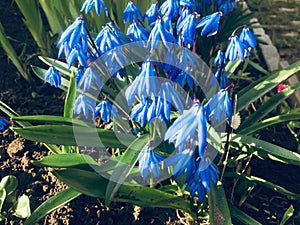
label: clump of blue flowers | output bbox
[43,0,257,202]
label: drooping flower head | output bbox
[159,0,179,21]
[138,143,165,179]
[94,99,118,123]
[225,35,249,62]
[130,97,151,126]
[80,0,108,16]
[78,66,103,91]
[177,9,198,48]
[196,11,222,37]
[127,21,150,42]
[74,94,96,119]
[123,1,143,24]
[239,26,257,49]
[144,2,159,26]
[57,16,88,59]
[44,66,61,88]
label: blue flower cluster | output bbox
[43,0,257,202]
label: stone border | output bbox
[242,1,300,106]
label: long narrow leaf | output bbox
[24,187,81,225]
[105,136,148,205]
[231,134,300,166]
[238,82,300,131]
[229,204,262,225]
[239,112,300,135]
[13,125,135,148]
[225,172,300,201]
[237,60,300,112]
[208,182,232,225]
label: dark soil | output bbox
[0,1,300,225]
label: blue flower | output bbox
[125,60,159,106]
[164,147,194,178]
[74,94,96,119]
[75,68,84,86]
[44,66,61,88]
[157,82,186,119]
[127,21,150,42]
[144,2,159,25]
[130,98,151,126]
[123,1,143,24]
[225,35,249,62]
[78,66,103,91]
[66,44,88,68]
[177,10,197,48]
[213,50,226,66]
[214,67,228,89]
[0,118,9,131]
[159,0,179,20]
[169,71,199,91]
[95,25,123,54]
[196,12,222,37]
[80,0,108,16]
[180,0,196,8]
[219,0,236,15]
[147,18,176,51]
[165,103,208,158]
[94,99,118,123]
[239,26,257,49]
[57,16,88,58]
[138,145,165,179]
[199,161,219,190]
[205,89,232,124]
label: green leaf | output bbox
[248,60,270,75]
[15,0,51,55]
[207,182,232,225]
[237,60,300,112]
[0,188,6,211]
[14,194,31,219]
[231,134,300,166]
[53,168,194,215]
[105,136,148,205]
[24,188,81,225]
[33,153,100,171]
[229,204,262,225]
[238,82,300,131]
[0,22,31,82]
[64,71,76,119]
[239,112,300,135]
[12,115,90,127]
[225,172,300,201]
[13,125,135,148]
[0,175,18,195]
[280,205,294,225]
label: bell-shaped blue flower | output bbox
[159,0,179,20]
[205,89,233,124]
[94,99,118,123]
[74,94,96,119]
[80,0,108,16]
[123,1,143,24]
[219,0,236,15]
[138,145,165,179]
[44,66,61,88]
[214,67,228,89]
[127,21,150,42]
[239,26,257,49]
[164,147,194,178]
[180,0,196,9]
[75,68,84,86]
[66,44,88,68]
[169,71,199,91]
[0,118,10,131]
[57,16,88,58]
[147,18,176,51]
[95,25,123,54]
[145,2,158,26]
[130,98,151,126]
[213,50,226,67]
[125,60,159,106]
[196,12,222,37]
[225,35,249,62]
[177,10,197,48]
[165,103,208,158]
[78,66,103,91]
